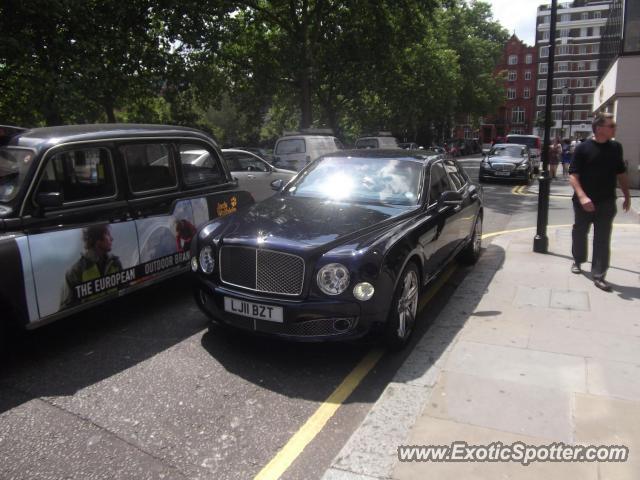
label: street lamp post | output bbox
[533,0,558,254]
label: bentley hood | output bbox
[210,195,416,251]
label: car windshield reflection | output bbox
[285,156,423,206]
[489,146,523,158]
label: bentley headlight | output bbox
[317,263,350,295]
[191,256,199,272]
[199,246,215,274]
[516,163,530,170]
[353,282,375,301]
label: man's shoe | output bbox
[594,278,612,292]
[571,263,581,274]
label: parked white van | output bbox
[506,134,541,172]
[273,131,343,171]
[355,133,399,149]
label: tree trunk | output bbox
[299,67,312,130]
[104,98,117,123]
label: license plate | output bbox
[495,171,511,176]
[224,297,283,323]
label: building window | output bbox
[542,15,550,24]
[508,54,518,65]
[538,79,547,90]
[590,61,597,70]
[539,63,548,74]
[507,88,516,99]
[537,96,546,106]
[592,44,599,54]
[558,62,569,72]
[594,11,601,19]
[540,46,549,57]
[525,70,532,80]
[578,45,587,54]
[561,14,570,22]
[594,27,599,37]
[542,31,550,40]
[523,87,531,99]
[525,54,533,64]
[508,70,517,81]
[557,45,571,55]
[556,78,568,89]
[581,12,589,20]
[559,29,570,37]
[512,107,525,124]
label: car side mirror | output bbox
[231,176,239,187]
[439,190,463,207]
[270,179,284,191]
[37,191,64,208]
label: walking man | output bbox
[569,112,630,291]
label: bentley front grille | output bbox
[491,163,515,172]
[219,246,305,295]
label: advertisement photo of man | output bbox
[61,224,123,307]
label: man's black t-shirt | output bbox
[569,139,626,204]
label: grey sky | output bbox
[484,0,541,46]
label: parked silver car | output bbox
[221,149,296,202]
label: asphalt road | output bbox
[2,155,634,480]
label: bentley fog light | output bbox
[353,282,375,301]
[191,256,199,272]
[199,246,215,274]
[317,263,350,295]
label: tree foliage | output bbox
[0,0,508,146]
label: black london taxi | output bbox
[191,149,483,350]
[0,124,251,346]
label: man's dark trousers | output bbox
[572,199,617,280]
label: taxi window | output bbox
[121,143,177,193]
[37,147,116,203]
[179,144,225,185]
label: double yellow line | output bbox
[511,185,529,195]
[254,264,458,480]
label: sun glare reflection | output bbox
[323,173,354,200]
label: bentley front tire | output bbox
[384,262,420,351]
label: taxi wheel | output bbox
[459,215,482,265]
[385,262,420,351]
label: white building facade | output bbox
[535,1,611,140]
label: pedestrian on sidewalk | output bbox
[561,138,571,178]
[568,112,631,292]
[549,137,561,179]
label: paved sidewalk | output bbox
[323,221,640,480]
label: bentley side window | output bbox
[428,163,451,205]
[122,143,177,193]
[36,147,116,204]
[443,160,467,190]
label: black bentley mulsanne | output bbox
[191,150,483,350]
